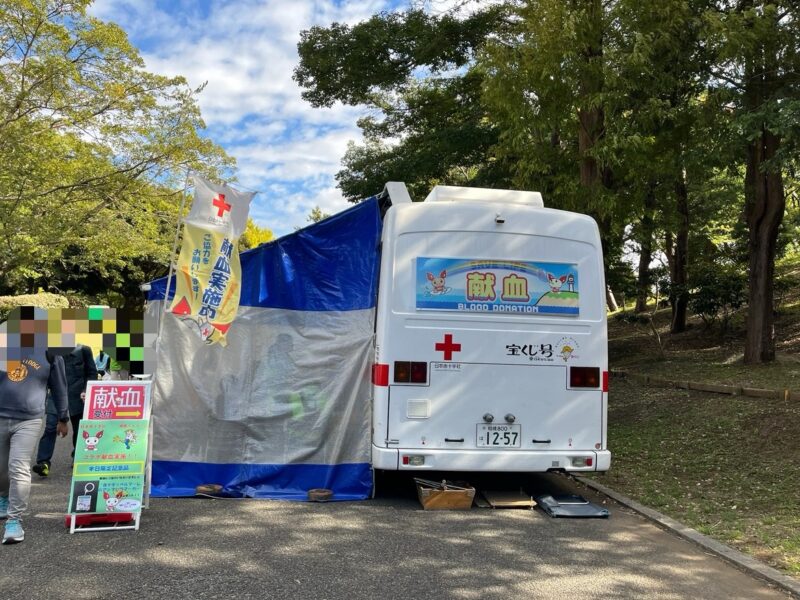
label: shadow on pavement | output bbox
[1,442,791,600]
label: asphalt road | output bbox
[1,441,792,600]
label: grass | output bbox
[608,304,800,391]
[597,379,800,575]
[595,298,800,577]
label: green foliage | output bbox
[606,260,638,307]
[0,0,234,303]
[238,218,274,251]
[479,0,602,207]
[296,7,510,201]
[297,0,800,362]
[337,72,510,202]
[306,206,331,224]
[0,292,69,322]
[294,8,502,108]
[688,265,747,333]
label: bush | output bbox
[0,293,70,323]
[688,267,746,334]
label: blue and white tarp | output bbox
[146,198,382,500]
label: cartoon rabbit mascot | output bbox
[83,429,104,451]
[547,273,567,293]
[426,270,448,294]
[103,490,124,512]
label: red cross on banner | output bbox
[212,193,231,217]
[435,333,461,361]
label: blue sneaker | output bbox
[0,496,7,519]
[2,519,24,544]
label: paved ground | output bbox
[1,441,793,600]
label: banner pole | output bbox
[146,170,190,509]
[162,169,192,315]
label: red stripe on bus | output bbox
[372,363,389,386]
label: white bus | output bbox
[371,183,610,473]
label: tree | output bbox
[295,7,509,200]
[607,0,717,330]
[336,72,510,201]
[0,0,233,300]
[297,0,800,356]
[479,0,628,296]
[706,1,800,362]
[306,206,331,223]
[239,218,274,251]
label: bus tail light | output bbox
[410,362,427,383]
[394,361,410,382]
[402,455,425,466]
[569,366,600,388]
[394,361,428,384]
[571,456,593,468]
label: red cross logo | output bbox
[212,193,231,217]
[435,333,461,361]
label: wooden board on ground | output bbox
[481,490,537,509]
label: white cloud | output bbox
[249,181,355,238]
[89,0,402,238]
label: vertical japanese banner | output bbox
[168,175,255,346]
[68,382,153,522]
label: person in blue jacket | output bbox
[94,349,109,377]
[33,344,97,477]
[1,346,69,544]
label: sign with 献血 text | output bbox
[68,381,152,531]
[84,381,151,420]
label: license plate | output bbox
[476,424,521,447]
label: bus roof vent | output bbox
[423,185,544,207]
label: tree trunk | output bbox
[664,230,676,307]
[670,175,689,333]
[574,0,616,311]
[635,185,656,313]
[576,0,605,191]
[606,286,619,312]
[743,128,784,363]
[740,7,785,364]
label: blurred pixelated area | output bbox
[0,307,157,376]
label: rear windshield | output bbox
[391,232,603,321]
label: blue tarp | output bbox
[147,197,382,500]
[148,197,382,310]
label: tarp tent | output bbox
[145,197,383,499]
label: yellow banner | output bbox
[168,224,241,346]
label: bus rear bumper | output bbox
[373,445,611,472]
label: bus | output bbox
[371,183,610,473]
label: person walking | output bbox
[32,344,97,475]
[64,344,97,454]
[1,348,69,544]
[30,393,58,477]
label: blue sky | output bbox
[90,0,403,238]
